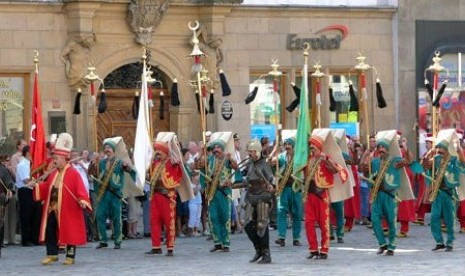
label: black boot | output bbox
[377,245,387,255]
[249,249,262,263]
[257,249,271,264]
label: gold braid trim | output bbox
[96,159,118,203]
[149,160,167,199]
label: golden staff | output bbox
[84,65,104,153]
[424,51,448,180]
[268,59,282,175]
[189,21,209,174]
[353,53,371,176]
[311,61,325,128]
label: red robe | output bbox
[33,164,91,245]
[397,149,415,222]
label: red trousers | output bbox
[150,192,176,250]
[416,203,430,221]
[305,191,330,254]
[458,201,465,229]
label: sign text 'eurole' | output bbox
[287,25,348,51]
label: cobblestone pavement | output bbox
[1,218,464,275]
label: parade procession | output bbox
[1,0,465,275]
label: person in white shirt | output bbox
[70,149,89,195]
[16,145,41,246]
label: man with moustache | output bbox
[367,135,406,256]
[94,139,136,250]
[31,133,91,265]
[304,135,346,260]
[244,140,275,264]
[203,139,238,253]
[145,141,182,256]
[273,137,302,247]
[423,130,465,252]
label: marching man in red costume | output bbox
[145,139,183,257]
[32,133,92,265]
[304,133,348,260]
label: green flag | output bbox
[293,63,311,173]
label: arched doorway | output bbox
[96,62,171,151]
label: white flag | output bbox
[133,62,154,190]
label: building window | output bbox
[328,74,359,123]
[0,74,28,154]
[249,73,287,144]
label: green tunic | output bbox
[95,157,136,246]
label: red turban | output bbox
[309,136,324,151]
[154,141,169,156]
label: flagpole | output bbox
[353,53,371,175]
[189,21,209,174]
[311,62,324,128]
[84,65,103,154]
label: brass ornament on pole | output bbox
[311,61,325,128]
[84,63,105,153]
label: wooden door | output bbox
[96,88,170,151]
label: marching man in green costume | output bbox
[196,138,238,252]
[423,129,465,252]
[92,137,136,250]
[273,137,303,247]
[364,130,409,256]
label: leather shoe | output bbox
[275,238,285,246]
[377,245,387,255]
[96,242,108,249]
[386,250,394,256]
[145,248,162,255]
[41,255,59,265]
[337,237,344,244]
[165,250,174,256]
[222,247,230,252]
[318,253,328,259]
[307,251,319,259]
[445,246,453,252]
[114,244,121,249]
[249,251,262,263]
[293,240,302,246]
[432,244,445,251]
[62,257,75,265]
[209,244,222,252]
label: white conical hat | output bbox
[374,130,414,201]
[102,136,142,198]
[54,133,73,157]
[156,132,194,202]
[311,128,353,202]
[210,132,235,161]
[435,129,459,157]
[331,128,355,189]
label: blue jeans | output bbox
[360,186,370,218]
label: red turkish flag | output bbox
[30,70,46,177]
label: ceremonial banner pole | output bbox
[84,65,105,153]
[311,62,324,128]
[268,59,283,174]
[424,51,448,178]
[189,21,209,174]
[352,53,372,175]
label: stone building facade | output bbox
[0,0,397,151]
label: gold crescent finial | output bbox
[303,43,310,51]
[188,20,200,31]
[32,50,39,64]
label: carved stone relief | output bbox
[127,0,172,46]
[60,33,96,90]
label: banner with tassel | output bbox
[219,69,231,96]
[73,89,82,115]
[209,89,215,113]
[159,91,165,120]
[285,82,300,112]
[424,79,434,100]
[375,78,387,108]
[132,91,140,119]
[329,85,336,112]
[432,80,447,107]
[98,88,107,113]
[348,80,359,111]
[245,86,259,105]
[170,78,180,106]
